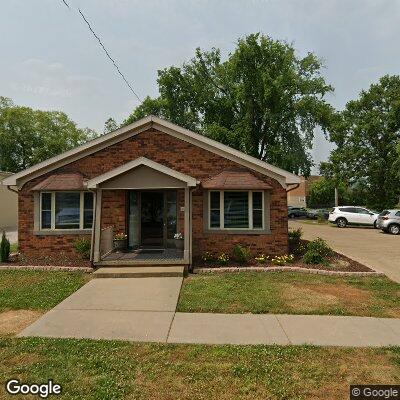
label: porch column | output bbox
[184,186,190,262]
[93,189,102,262]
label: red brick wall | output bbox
[18,128,288,263]
[101,190,126,233]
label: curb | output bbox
[0,265,93,273]
[192,266,385,277]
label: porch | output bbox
[89,157,197,266]
[99,247,185,266]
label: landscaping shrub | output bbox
[303,237,332,264]
[233,244,251,264]
[307,237,332,257]
[74,238,91,260]
[288,228,303,254]
[0,231,10,262]
[303,250,325,264]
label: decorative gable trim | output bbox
[2,115,300,188]
[86,157,198,188]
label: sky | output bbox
[1,0,400,172]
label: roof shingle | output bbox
[202,171,272,190]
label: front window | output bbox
[224,192,249,228]
[208,191,264,230]
[40,192,93,230]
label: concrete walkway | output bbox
[20,277,183,342]
[19,280,400,346]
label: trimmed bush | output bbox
[303,250,325,264]
[307,237,332,257]
[74,238,91,260]
[288,228,303,255]
[303,237,332,264]
[233,244,252,264]
[0,231,10,262]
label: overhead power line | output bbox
[60,0,142,103]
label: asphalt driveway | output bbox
[289,220,400,283]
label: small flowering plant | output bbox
[114,232,127,241]
[202,251,215,263]
[271,254,295,266]
[174,232,183,240]
[254,254,269,264]
[217,253,230,266]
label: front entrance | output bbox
[140,191,164,247]
[127,190,178,249]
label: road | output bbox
[289,220,400,283]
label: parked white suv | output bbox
[328,206,379,228]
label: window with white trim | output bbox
[208,191,264,230]
[40,192,94,230]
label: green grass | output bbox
[0,270,90,312]
[0,338,399,400]
[177,272,400,317]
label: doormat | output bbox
[138,249,164,255]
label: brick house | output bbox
[2,116,300,267]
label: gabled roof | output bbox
[202,171,272,190]
[87,157,198,188]
[2,115,300,188]
[30,173,87,191]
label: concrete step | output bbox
[93,266,185,278]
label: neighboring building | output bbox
[2,116,300,267]
[0,171,18,229]
[287,175,322,208]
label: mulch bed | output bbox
[0,253,92,269]
[192,250,373,273]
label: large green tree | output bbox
[0,97,97,172]
[324,75,400,209]
[125,34,334,175]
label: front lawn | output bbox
[0,270,90,312]
[0,338,399,400]
[177,272,400,317]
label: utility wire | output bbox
[61,0,142,103]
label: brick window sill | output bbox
[203,229,271,235]
[33,229,92,236]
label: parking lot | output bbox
[289,220,400,283]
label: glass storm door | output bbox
[128,191,140,249]
[140,191,164,247]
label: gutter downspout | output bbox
[286,183,300,193]
[7,185,19,194]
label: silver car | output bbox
[376,210,400,235]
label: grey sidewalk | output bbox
[18,276,400,347]
[20,310,400,347]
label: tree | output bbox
[103,117,118,134]
[324,75,400,209]
[307,177,347,208]
[0,97,97,173]
[307,176,368,208]
[124,34,334,175]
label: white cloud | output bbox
[11,58,101,99]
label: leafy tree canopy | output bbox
[103,117,118,134]
[125,34,334,175]
[0,96,98,173]
[323,75,400,209]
